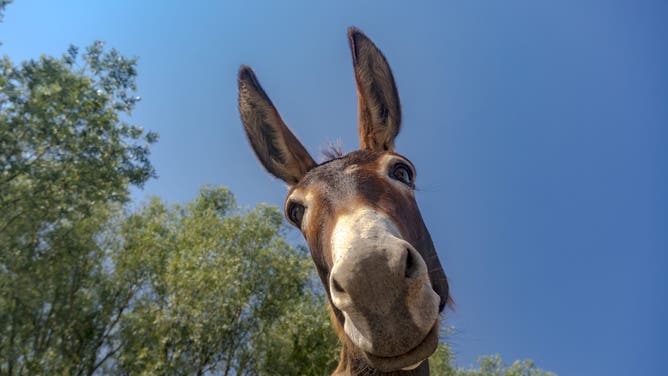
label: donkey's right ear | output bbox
[238,66,316,186]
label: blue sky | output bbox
[2,1,666,374]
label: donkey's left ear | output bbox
[238,66,316,186]
[348,27,402,152]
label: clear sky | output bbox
[2,1,666,375]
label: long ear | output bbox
[238,66,316,185]
[348,27,402,152]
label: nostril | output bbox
[405,248,417,279]
[331,277,346,295]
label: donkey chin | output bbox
[329,207,442,371]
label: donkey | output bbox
[238,28,450,375]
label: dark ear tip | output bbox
[347,27,378,65]
[347,26,368,50]
[238,65,256,83]
[347,26,363,39]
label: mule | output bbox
[238,27,449,375]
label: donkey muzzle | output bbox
[329,208,440,357]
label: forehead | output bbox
[289,149,393,188]
[304,149,380,181]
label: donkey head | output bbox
[238,28,449,373]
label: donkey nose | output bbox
[328,237,439,357]
[331,247,419,294]
[329,241,428,311]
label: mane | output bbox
[319,140,344,162]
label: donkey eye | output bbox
[390,163,414,187]
[287,202,305,227]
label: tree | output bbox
[0,39,156,373]
[254,289,339,375]
[111,186,339,375]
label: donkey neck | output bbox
[332,344,431,376]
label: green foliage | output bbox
[255,290,340,375]
[112,186,339,375]
[0,179,340,374]
[0,42,156,219]
[0,42,155,374]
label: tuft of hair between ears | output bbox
[319,139,344,162]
